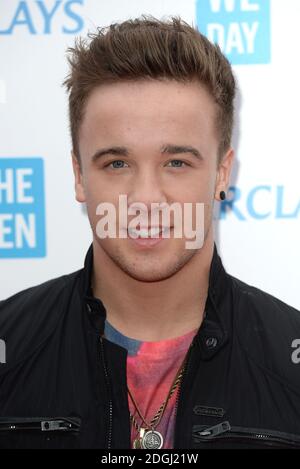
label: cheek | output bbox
[84,172,115,205]
[178,180,215,204]
[178,166,216,200]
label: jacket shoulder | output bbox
[231,275,300,393]
[0,270,81,373]
[232,275,300,320]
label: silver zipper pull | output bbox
[41,420,72,431]
[199,421,231,437]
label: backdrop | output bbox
[0,0,299,309]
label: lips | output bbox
[127,226,172,238]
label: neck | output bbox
[91,230,214,342]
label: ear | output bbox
[71,151,86,203]
[214,148,234,201]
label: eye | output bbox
[106,160,129,169]
[166,160,189,168]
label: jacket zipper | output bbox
[99,336,113,449]
[0,417,81,432]
[173,337,195,445]
[193,421,300,448]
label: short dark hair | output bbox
[63,15,236,164]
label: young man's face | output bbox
[72,79,233,282]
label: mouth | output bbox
[127,226,173,249]
[127,226,172,239]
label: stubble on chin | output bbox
[98,239,198,282]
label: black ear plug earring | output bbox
[220,190,226,201]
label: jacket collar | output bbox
[80,242,231,359]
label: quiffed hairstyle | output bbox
[63,16,236,164]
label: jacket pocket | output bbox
[0,416,81,449]
[192,421,300,449]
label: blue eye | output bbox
[108,160,128,169]
[167,160,187,168]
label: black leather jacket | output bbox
[0,243,300,449]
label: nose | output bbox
[127,169,168,218]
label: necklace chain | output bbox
[128,353,188,435]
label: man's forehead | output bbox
[77,80,219,162]
[83,79,215,113]
[80,79,217,136]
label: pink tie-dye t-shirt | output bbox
[104,320,198,449]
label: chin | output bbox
[121,267,177,283]
[115,250,196,283]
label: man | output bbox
[0,16,300,450]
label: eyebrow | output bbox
[91,144,203,163]
[91,146,128,163]
[161,144,203,161]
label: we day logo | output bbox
[196,0,271,65]
[0,158,46,258]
